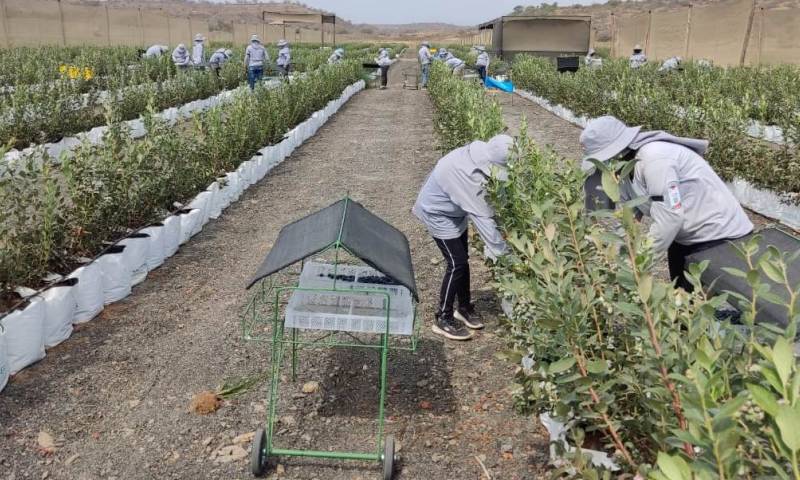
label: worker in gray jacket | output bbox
[659,56,683,73]
[475,46,489,83]
[276,40,291,76]
[445,55,466,76]
[191,34,206,68]
[208,48,233,77]
[376,48,392,89]
[580,116,753,291]
[172,44,191,71]
[143,44,168,59]
[328,48,344,64]
[413,134,512,341]
[418,41,433,88]
[245,35,268,90]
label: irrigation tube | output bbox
[0,79,367,390]
[515,89,800,231]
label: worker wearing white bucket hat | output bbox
[580,116,752,291]
[276,39,291,76]
[418,41,433,87]
[629,44,647,69]
[585,48,603,69]
[475,46,489,83]
[413,134,512,341]
[191,33,206,67]
[245,35,269,90]
[171,43,190,71]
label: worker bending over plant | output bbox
[475,46,489,82]
[209,48,233,77]
[328,48,345,65]
[276,39,291,76]
[580,116,753,291]
[413,135,511,341]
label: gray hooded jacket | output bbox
[413,136,511,259]
[277,46,291,67]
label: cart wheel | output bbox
[382,435,396,480]
[250,428,268,477]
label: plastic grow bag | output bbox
[180,209,202,244]
[0,323,8,392]
[162,215,182,258]
[141,224,166,271]
[226,171,243,202]
[42,279,78,348]
[188,191,212,234]
[98,245,131,304]
[207,182,222,220]
[68,261,104,323]
[120,233,150,286]
[1,296,45,374]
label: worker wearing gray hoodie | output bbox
[413,134,512,340]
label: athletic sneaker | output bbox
[455,305,484,330]
[432,315,474,341]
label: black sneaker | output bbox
[454,305,484,330]
[432,315,474,341]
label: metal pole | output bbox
[756,7,765,65]
[739,0,757,66]
[166,13,172,46]
[0,0,9,47]
[57,0,66,46]
[138,8,144,47]
[644,10,653,54]
[610,13,616,57]
[684,5,693,59]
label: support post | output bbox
[739,0,757,66]
[166,13,172,46]
[610,13,616,57]
[104,3,111,46]
[644,10,653,54]
[0,0,9,47]
[57,0,66,46]
[756,7,765,65]
[138,8,144,46]
[188,15,193,40]
[684,5,693,58]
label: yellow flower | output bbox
[82,67,94,80]
[68,66,80,80]
[58,64,67,75]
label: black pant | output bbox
[477,66,487,82]
[668,237,744,292]
[434,231,471,319]
[380,66,390,87]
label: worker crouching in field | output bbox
[172,44,191,72]
[209,48,233,77]
[276,40,291,77]
[376,48,393,89]
[475,46,489,83]
[413,135,511,341]
[328,48,345,65]
[143,44,168,59]
[245,35,268,90]
[585,48,603,69]
[629,44,647,69]
[418,41,433,88]
[659,56,683,73]
[446,54,466,77]
[580,116,753,291]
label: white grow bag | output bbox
[226,171,243,202]
[0,323,8,392]
[42,279,78,348]
[141,225,166,271]
[68,261,104,323]
[179,209,202,245]
[98,245,131,304]
[1,296,45,374]
[120,233,150,286]
[188,191,212,233]
[162,215,182,258]
[207,182,223,220]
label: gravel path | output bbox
[0,56,547,480]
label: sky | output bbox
[290,0,595,26]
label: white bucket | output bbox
[1,296,46,374]
[68,261,104,323]
[41,279,77,348]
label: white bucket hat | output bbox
[633,44,642,51]
[194,34,205,42]
[580,116,641,163]
[468,134,513,181]
[277,39,288,47]
[422,41,430,47]
[475,45,486,52]
[251,34,261,43]
[587,48,596,56]
[224,49,233,57]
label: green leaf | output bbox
[748,383,779,417]
[600,168,620,203]
[776,404,800,451]
[586,360,608,375]
[638,274,653,303]
[721,267,747,279]
[656,452,691,480]
[548,356,576,375]
[773,337,794,388]
[761,258,785,284]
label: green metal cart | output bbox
[242,197,420,479]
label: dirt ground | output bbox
[0,57,549,480]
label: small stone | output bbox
[416,379,428,388]
[202,437,213,446]
[65,454,80,466]
[280,415,297,428]
[500,443,513,454]
[276,464,286,475]
[430,257,441,266]
[212,445,248,464]
[424,440,432,448]
[431,453,445,462]
[232,432,255,444]
[301,434,312,443]
[302,381,320,394]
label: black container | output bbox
[557,56,580,73]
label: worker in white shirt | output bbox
[629,44,647,69]
[585,48,603,69]
[659,56,683,73]
[375,48,393,89]
[208,48,233,77]
[244,35,268,90]
[143,45,168,59]
[276,40,291,77]
[445,55,466,76]
[328,48,345,65]
[191,34,206,68]
[580,116,753,291]
[172,44,191,71]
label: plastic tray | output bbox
[284,262,414,335]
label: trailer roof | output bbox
[478,15,592,30]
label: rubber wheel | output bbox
[250,428,267,477]
[382,435,395,480]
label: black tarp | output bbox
[687,227,800,328]
[247,198,419,300]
